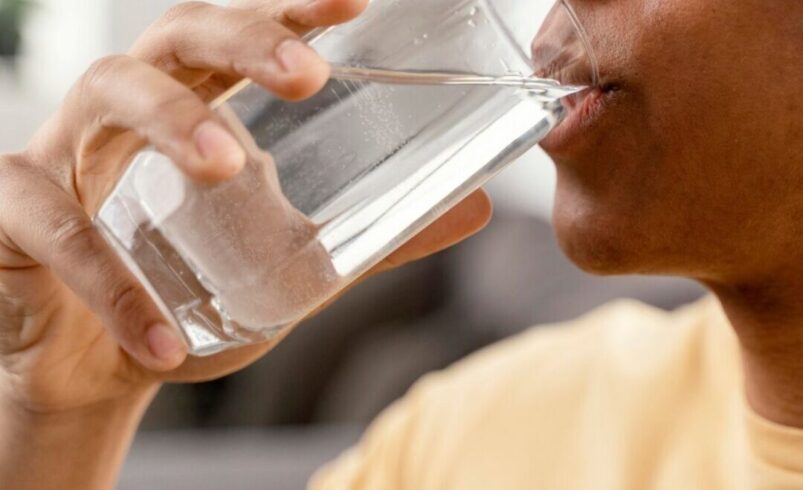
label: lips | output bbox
[540,82,619,153]
[530,43,616,152]
[530,3,620,153]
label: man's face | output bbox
[540,0,803,284]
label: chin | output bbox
[551,190,649,277]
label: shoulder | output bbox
[311,296,740,489]
[397,296,739,462]
[421,296,726,397]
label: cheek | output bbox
[548,82,721,276]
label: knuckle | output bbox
[147,94,208,137]
[145,2,213,66]
[239,17,285,41]
[149,92,191,115]
[50,214,97,259]
[77,55,132,99]
[107,280,144,326]
[159,1,209,26]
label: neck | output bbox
[709,273,803,428]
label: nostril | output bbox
[602,83,620,93]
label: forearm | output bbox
[0,386,158,490]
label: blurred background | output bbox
[0,1,704,488]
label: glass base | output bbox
[95,198,284,356]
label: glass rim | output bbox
[560,0,600,87]
[291,0,602,92]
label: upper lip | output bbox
[560,79,620,116]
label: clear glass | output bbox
[95,0,598,356]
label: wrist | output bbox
[0,384,159,490]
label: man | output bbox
[0,0,800,488]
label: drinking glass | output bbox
[95,0,598,355]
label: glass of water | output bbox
[95,0,599,355]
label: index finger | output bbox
[130,0,368,87]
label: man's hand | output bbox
[0,0,491,423]
[0,2,492,488]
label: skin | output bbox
[0,0,801,487]
[543,0,803,425]
[0,1,490,488]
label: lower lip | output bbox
[540,86,615,153]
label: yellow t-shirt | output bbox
[309,297,803,489]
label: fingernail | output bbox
[276,39,322,73]
[146,323,187,366]
[193,121,246,173]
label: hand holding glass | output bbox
[96,0,599,355]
